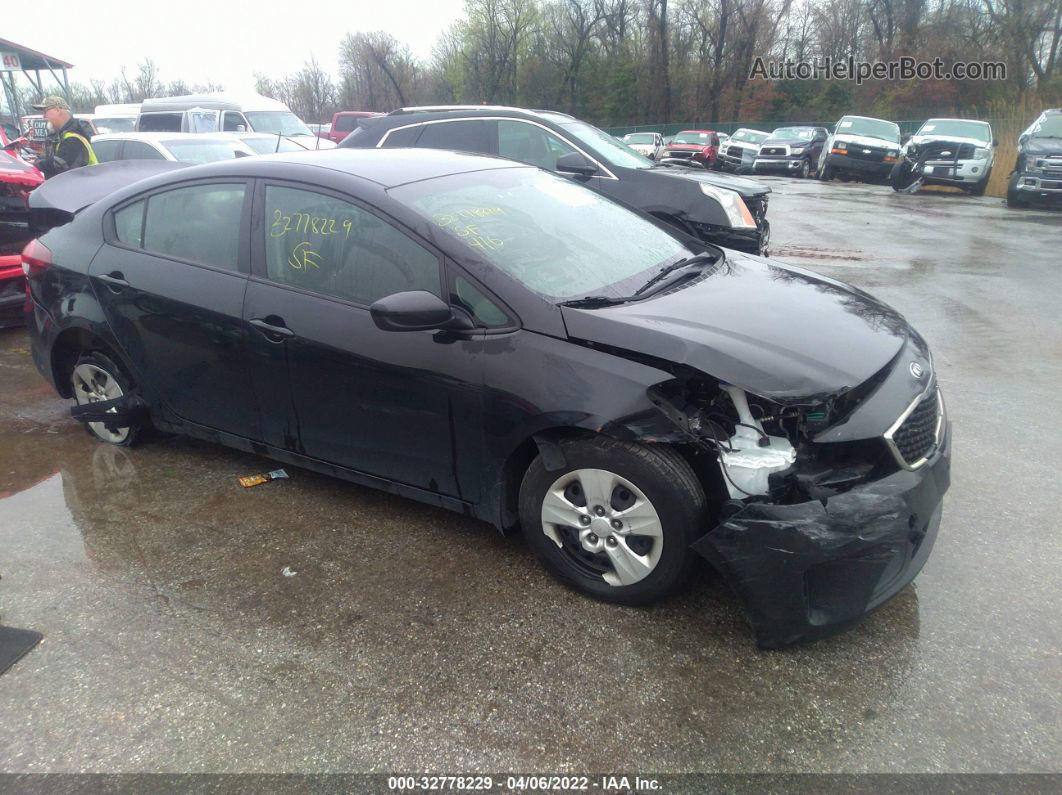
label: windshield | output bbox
[672,131,712,144]
[731,129,768,144]
[624,133,656,144]
[770,127,815,140]
[560,120,653,169]
[93,117,135,134]
[241,136,305,154]
[837,117,900,143]
[392,168,691,301]
[1029,113,1062,138]
[916,120,991,141]
[245,111,313,137]
[162,139,252,163]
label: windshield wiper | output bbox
[632,253,716,297]
[560,295,631,308]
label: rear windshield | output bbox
[916,120,991,141]
[837,117,900,143]
[392,168,691,302]
[162,139,251,163]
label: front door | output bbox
[243,181,483,498]
[89,180,259,438]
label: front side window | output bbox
[223,112,246,132]
[393,168,690,302]
[263,185,441,305]
[452,276,511,328]
[141,184,245,270]
[497,120,577,170]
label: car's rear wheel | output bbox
[71,352,141,446]
[519,437,705,605]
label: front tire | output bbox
[1006,173,1029,207]
[71,352,142,446]
[818,161,833,181]
[969,169,991,197]
[798,158,810,179]
[519,437,706,605]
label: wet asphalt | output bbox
[0,178,1059,775]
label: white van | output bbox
[136,93,314,139]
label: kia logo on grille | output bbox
[910,362,925,379]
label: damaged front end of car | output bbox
[643,339,950,648]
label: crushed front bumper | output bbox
[692,421,951,648]
[753,157,806,173]
[827,153,893,179]
[1013,174,1062,198]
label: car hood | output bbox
[760,137,814,148]
[909,133,989,148]
[650,165,771,197]
[833,133,900,150]
[1020,136,1062,156]
[560,254,909,402]
[0,150,43,188]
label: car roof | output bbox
[921,118,990,125]
[838,115,898,125]
[674,129,716,133]
[383,106,576,125]
[140,93,290,112]
[163,147,528,188]
[93,132,250,143]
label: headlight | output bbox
[833,141,847,151]
[887,150,899,158]
[699,183,757,229]
[790,146,805,155]
[973,147,989,160]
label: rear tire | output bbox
[70,352,142,446]
[519,437,706,606]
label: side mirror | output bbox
[236,124,246,133]
[993,138,999,147]
[556,151,598,177]
[370,290,472,332]
[1018,134,1028,146]
[900,134,911,146]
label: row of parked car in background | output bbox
[621,108,1062,206]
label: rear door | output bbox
[89,179,259,438]
[243,180,484,497]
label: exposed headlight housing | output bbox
[699,183,757,229]
[973,147,990,160]
[790,146,805,155]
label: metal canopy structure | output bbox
[0,37,75,121]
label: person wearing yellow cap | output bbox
[32,95,98,178]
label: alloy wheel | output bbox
[72,363,129,444]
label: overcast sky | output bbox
[4,0,466,97]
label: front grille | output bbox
[1040,156,1062,175]
[724,145,750,160]
[760,146,786,156]
[923,141,976,162]
[890,389,941,467]
[845,145,888,162]
[666,150,693,159]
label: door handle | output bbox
[97,272,129,290]
[249,317,295,340]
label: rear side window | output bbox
[380,125,421,147]
[113,201,145,248]
[121,141,166,160]
[92,139,121,162]
[414,120,485,153]
[222,112,246,132]
[138,184,245,270]
[263,185,441,305]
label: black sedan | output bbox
[340,106,773,256]
[24,150,950,648]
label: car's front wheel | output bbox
[519,437,706,605]
[798,158,810,179]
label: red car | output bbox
[326,111,384,144]
[662,129,722,166]
[0,130,44,327]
